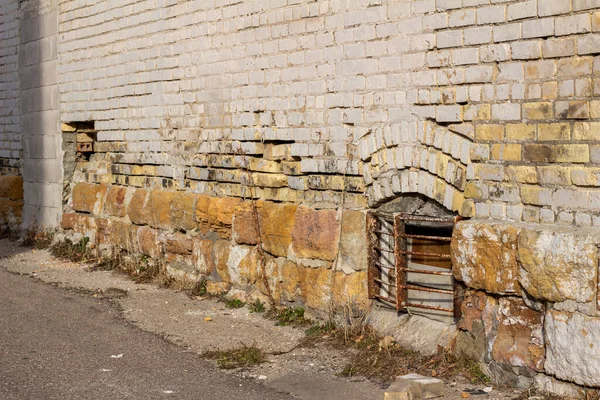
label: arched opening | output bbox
[367,194,461,324]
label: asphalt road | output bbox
[0,268,292,400]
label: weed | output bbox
[248,299,266,313]
[0,225,19,241]
[306,321,336,336]
[225,299,245,309]
[203,345,267,369]
[271,306,308,326]
[50,237,92,263]
[21,229,53,249]
[457,357,491,385]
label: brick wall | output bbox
[0,0,21,175]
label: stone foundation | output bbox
[0,175,24,230]
[62,182,369,316]
[453,219,600,395]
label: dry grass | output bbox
[50,237,94,263]
[302,304,491,385]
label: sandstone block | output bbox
[452,221,521,295]
[300,267,333,311]
[193,238,214,276]
[232,201,260,245]
[61,212,78,230]
[127,189,149,225]
[138,226,160,258]
[545,310,600,387]
[110,222,139,253]
[280,260,304,302]
[196,195,241,238]
[332,270,368,309]
[206,281,231,296]
[336,210,368,272]
[104,186,128,217]
[259,202,297,257]
[0,199,23,223]
[292,207,340,261]
[146,190,176,229]
[72,183,107,215]
[0,176,23,200]
[214,240,232,282]
[171,192,198,231]
[518,227,598,303]
[164,232,192,255]
[491,297,545,371]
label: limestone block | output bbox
[518,226,598,303]
[394,374,444,399]
[335,210,368,272]
[545,310,600,386]
[214,240,232,282]
[0,175,23,200]
[451,221,521,295]
[291,206,339,261]
[72,183,107,215]
[206,281,231,296]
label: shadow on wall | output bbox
[18,0,62,231]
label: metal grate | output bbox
[367,212,462,319]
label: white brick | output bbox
[578,34,600,55]
[507,0,537,21]
[436,30,462,48]
[512,40,542,60]
[538,0,571,16]
[573,0,600,11]
[555,14,592,36]
[464,26,492,45]
[492,103,521,121]
[523,18,555,39]
[449,9,476,27]
[477,5,506,25]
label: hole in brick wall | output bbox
[62,121,96,201]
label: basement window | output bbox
[367,212,461,322]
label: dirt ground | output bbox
[0,239,538,400]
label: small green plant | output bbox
[306,321,336,336]
[225,298,245,309]
[190,280,208,297]
[248,299,266,313]
[203,345,267,369]
[273,306,308,326]
[459,358,491,384]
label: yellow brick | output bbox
[505,166,538,184]
[591,100,600,119]
[554,144,590,163]
[61,122,77,132]
[574,122,600,140]
[594,12,600,32]
[464,182,483,199]
[491,144,522,161]
[461,199,475,218]
[523,102,554,120]
[542,82,558,100]
[452,191,465,213]
[537,166,571,185]
[475,124,505,141]
[506,124,536,141]
[538,123,571,141]
[521,185,552,206]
